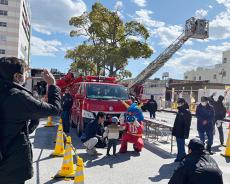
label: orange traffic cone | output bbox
[54,136,75,179]
[50,123,65,157]
[73,157,85,184]
[221,129,230,157]
[44,116,55,127]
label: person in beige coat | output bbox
[104,117,123,156]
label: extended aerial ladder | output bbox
[128,17,209,94]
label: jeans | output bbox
[176,138,186,160]
[107,139,118,155]
[198,130,214,147]
[150,111,156,119]
[216,120,224,144]
[61,111,70,133]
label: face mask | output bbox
[201,102,207,106]
[14,73,26,85]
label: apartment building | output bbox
[184,50,230,84]
[0,0,31,65]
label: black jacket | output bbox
[82,119,104,143]
[61,93,73,111]
[208,96,226,121]
[0,79,61,184]
[172,106,192,139]
[146,99,158,112]
[169,152,223,184]
[196,104,215,132]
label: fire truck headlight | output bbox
[82,110,95,119]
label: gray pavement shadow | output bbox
[43,178,65,184]
[144,142,175,159]
[84,151,140,168]
[33,126,57,150]
[149,162,178,182]
[212,145,222,153]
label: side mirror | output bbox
[75,94,84,99]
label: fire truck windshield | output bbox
[86,83,129,100]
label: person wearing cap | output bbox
[103,117,123,156]
[172,98,192,162]
[208,93,226,146]
[169,138,223,184]
[196,96,215,154]
[0,57,61,184]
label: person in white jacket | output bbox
[104,117,123,156]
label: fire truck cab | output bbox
[58,75,130,136]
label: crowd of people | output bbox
[0,57,227,184]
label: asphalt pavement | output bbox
[25,112,230,184]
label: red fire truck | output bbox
[57,74,130,136]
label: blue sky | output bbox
[30,0,230,79]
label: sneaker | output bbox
[106,153,111,157]
[92,148,98,154]
[113,154,117,157]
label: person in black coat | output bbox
[146,95,158,119]
[208,93,226,145]
[196,96,215,154]
[81,112,105,156]
[0,57,61,184]
[61,88,73,133]
[169,138,223,184]
[172,98,192,162]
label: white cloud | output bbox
[166,42,230,73]
[31,36,62,56]
[210,11,230,40]
[133,0,146,7]
[216,0,230,5]
[134,9,193,47]
[32,24,52,35]
[115,1,123,10]
[30,0,87,35]
[143,60,151,65]
[135,9,165,28]
[153,25,183,47]
[127,35,142,41]
[195,9,208,19]
[114,1,124,19]
[209,5,213,9]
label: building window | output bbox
[0,35,6,41]
[0,10,7,16]
[0,49,5,54]
[193,77,196,81]
[185,76,188,79]
[199,76,201,80]
[0,22,7,27]
[213,74,217,79]
[223,71,226,77]
[223,58,227,64]
[0,0,8,5]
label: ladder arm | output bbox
[128,33,190,90]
